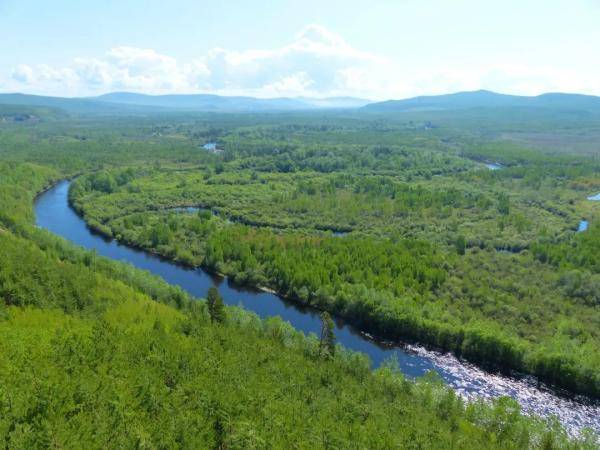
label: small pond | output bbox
[587,193,600,201]
[484,162,503,170]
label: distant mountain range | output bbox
[0,93,156,114]
[362,90,600,113]
[1,90,600,115]
[94,92,371,111]
[0,92,370,114]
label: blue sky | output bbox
[2,0,599,99]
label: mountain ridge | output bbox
[362,89,600,113]
[2,90,600,114]
[0,92,370,113]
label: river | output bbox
[34,180,600,435]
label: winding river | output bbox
[35,180,600,435]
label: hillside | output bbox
[362,90,600,114]
[0,93,162,115]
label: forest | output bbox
[67,117,600,398]
[0,104,599,447]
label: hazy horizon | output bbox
[4,88,600,104]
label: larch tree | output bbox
[319,311,336,358]
[207,287,226,323]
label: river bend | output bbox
[34,180,600,435]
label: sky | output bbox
[1,0,600,99]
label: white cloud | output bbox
[11,65,35,83]
[12,63,78,88]
[261,72,314,97]
[73,47,202,93]
[197,24,389,97]
[5,24,600,99]
[6,24,393,97]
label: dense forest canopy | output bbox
[66,112,600,399]
[0,103,599,446]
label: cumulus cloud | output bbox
[199,24,388,96]
[6,24,394,97]
[12,63,77,87]
[8,46,205,96]
[11,65,35,83]
[5,24,599,98]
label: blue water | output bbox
[34,180,600,434]
[170,206,205,213]
[35,181,432,372]
[485,162,503,170]
[578,220,589,232]
[588,193,600,201]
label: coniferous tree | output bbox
[319,311,336,358]
[213,415,226,450]
[207,286,226,323]
[455,235,466,255]
[498,192,510,215]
